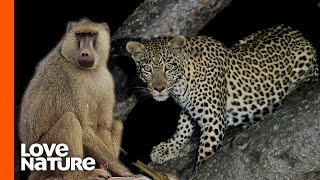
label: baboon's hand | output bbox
[88,168,112,180]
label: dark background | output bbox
[15,0,320,178]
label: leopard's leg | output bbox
[196,121,225,168]
[191,102,226,168]
[150,109,196,164]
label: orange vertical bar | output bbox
[0,0,14,179]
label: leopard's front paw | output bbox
[150,141,180,164]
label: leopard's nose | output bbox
[154,86,165,92]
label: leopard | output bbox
[125,25,319,168]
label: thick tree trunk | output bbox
[110,0,232,120]
[113,0,232,40]
[148,80,320,180]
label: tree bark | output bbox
[149,80,320,180]
[110,0,232,121]
[113,0,232,41]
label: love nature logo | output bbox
[21,143,96,171]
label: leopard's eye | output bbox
[166,63,173,70]
[144,65,152,72]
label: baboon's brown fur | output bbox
[19,18,133,180]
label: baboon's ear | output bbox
[66,21,76,33]
[126,41,145,61]
[102,22,110,33]
[168,35,186,55]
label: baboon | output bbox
[19,18,133,180]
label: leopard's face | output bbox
[126,36,186,101]
[136,52,183,101]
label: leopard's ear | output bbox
[168,35,186,55]
[126,41,145,61]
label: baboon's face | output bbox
[75,32,97,69]
[61,19,110,70]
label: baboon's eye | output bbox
[76,33,86,37]
[88,33,96,37]
[75,32,97,37]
